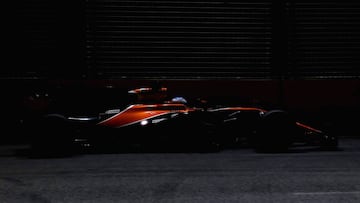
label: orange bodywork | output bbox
[97,103,193,128]
[295,122,322,133]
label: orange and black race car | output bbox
[29,85,338,155]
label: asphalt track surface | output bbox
[0,138,360,203]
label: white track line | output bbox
[293,191,360,196]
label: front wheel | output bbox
[319,133,339,151]
[253,110,296,153]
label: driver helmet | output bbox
[171,96,187,104]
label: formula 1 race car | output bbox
[28,85,338,155]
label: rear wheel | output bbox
[30,114,75,157]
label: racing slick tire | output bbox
[319,132,339,151]
[30,114,75,157]
[253,110,296,153]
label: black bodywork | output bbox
[26,86,338,155]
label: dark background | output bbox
[1,0,359,144]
